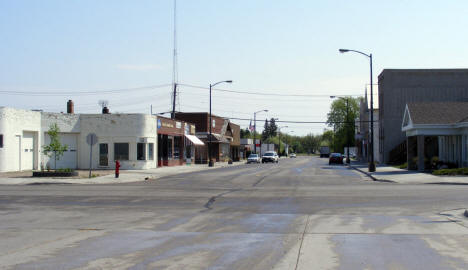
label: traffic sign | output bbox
[86,133,98,146]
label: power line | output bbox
[178,83,364,98]
[226,117,377,124]
[0,84,172,96]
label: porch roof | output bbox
[402,102,468,136]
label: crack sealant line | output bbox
[294,215,310,270]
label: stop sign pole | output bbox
[86,133,98,178]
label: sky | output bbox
[1,0,468,135]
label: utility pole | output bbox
[171,83,177,119]
[171,0,178,119]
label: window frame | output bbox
[114,143,129,161]
[137,142,146,161]
[148,143,154,160]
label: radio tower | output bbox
[171,0,178,119]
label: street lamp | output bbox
[209,80,233,167]
[278,126,288,156]
[253,109,268,155]
[339,48,376,172]
[288,131,294,155]
[330,96,351,164]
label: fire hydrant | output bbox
[115,160,120,178]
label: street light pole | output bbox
[278,126,288,156]
[209,80,232,167]
[253,109,268,155]
[339,48,376,172]
[345,98,350,164]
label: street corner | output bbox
[439,208,468,228]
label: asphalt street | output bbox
[1,156,468,269]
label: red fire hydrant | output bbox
[115,160,120,178]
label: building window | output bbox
[114,143,129,160]
[168,136,173,160]
[174,136,180,159]
[137,143,146,160]
[148,143,154,160]
[0,134,3,148]
[99,143,108,166]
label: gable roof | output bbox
[406,102,468,125]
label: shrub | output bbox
[433,167,468,176]
[398,162,408,169]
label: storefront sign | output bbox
[157,119,162,129]
[176,122,182,129]
[162,122,174,128]
[190,125,196,134]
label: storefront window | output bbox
[167,136,173,160]
[137,143,146,160]
[174,136,180,159]
[148,143,154,160]
[114,143,129,160]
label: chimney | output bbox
[102,107,110,114]
[67,100,74,114]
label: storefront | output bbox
[157,117,202,167]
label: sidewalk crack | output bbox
[294,215,310,270]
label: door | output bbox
[44,133,78,169]
[99,143,108,166]
[22,132,34,170]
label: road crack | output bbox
[295,215,310,270]
[202,189,242,212]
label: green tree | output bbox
[269,118,278,137]
[43,123,68,170]
[261,119,270,141]
[326,97,360,153]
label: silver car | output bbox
[262,151,279,163]
[247,154,261,164]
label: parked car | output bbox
[247,154,261,164]
[290,153,297,158]
[262,151,279,163]
[329,153,344,165]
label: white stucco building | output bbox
[0,106,158,172]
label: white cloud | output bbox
[115,64,164,71]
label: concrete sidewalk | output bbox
[351,162,468,184]
[0,161,245,185]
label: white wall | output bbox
[41,112,80,170]
[0,107,41,172]
[1,108,159,172]
[80,114,158,170]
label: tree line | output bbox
[240,97,362,155]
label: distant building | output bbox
[175,112,240,163]
[378,69,468,164]
[357,87,380,164]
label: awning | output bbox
[185,134,204,145]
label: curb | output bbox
[348,165,396,183]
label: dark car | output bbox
[329,153,344,165]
